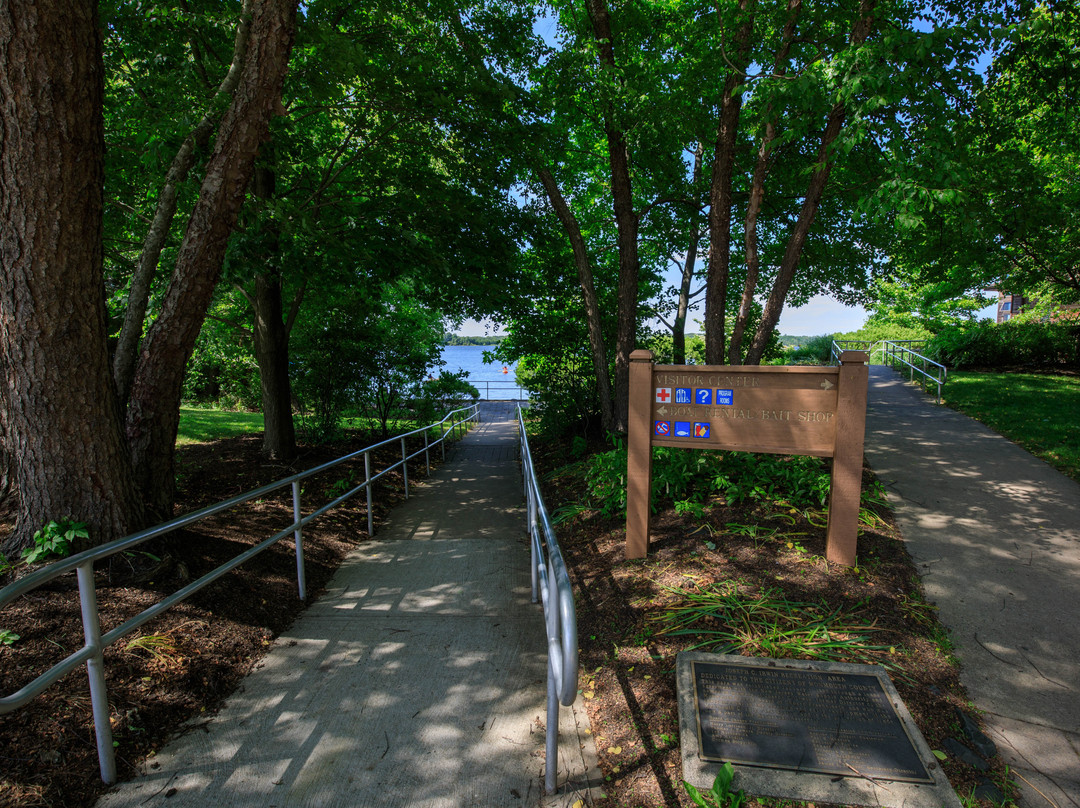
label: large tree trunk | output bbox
[112,0,255,407]
[585,0,639,433]
[126,0,297,517]
[703,0,756,365]
[0,0,144,552]
[536,166,616,433]
[744,0,876,365]
[729,0,802,364]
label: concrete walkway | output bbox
[864,366,1080,808]
[97,402,599,808]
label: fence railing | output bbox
[474,380,529,400]
[0,403,481,784]
[517,406,578,795]
[831,339,946,402]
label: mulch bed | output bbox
[0,431,437,808]
[534,439,1017,808]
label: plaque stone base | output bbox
[676,652,963,808]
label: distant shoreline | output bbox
[443,335,504,346]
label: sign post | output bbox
[625,349,869,565]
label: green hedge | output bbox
[926,321,1079,368]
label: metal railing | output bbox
[831,339,947,402]
[831,339,884,364]
[474,380,529,400]
[0,403,481,784]
[517,406,578,795]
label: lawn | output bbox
[176,408,471,446]
[177,407,264,445]
[943,371,1080,482]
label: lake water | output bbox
[438,344,524,399]
[439,344,516,382]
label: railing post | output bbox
[545,658,559,794]
[365,451,374,538]
[292,480,306,601]
[77,561,116,784]
[424,428,430,475]
[401,436,409,499]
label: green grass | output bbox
[652,579,894,669]
[176,408,468,446]
[177,407,264,445]
[943,371,1080,482]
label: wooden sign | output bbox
[626,350,869,565]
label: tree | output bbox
[0,0,298,551]
[0,0,144,551]
[887,5,1079,312]
[125,0,297,518]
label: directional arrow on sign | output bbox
[820,380,835,390]
[657,405,668,416]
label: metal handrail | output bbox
[0,403,481,784]
[831,339,883,364]
[474,380,529,400]
[517,406,578,796]
[830,339,947,402]
[881,340,947,403]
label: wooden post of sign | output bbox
[626,349,654,559]
[825,351,870,565]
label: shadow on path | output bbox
[864,366,1080,808]
[96,403,599,808]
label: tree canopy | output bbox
[1,0,1066,550]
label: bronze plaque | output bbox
[692,660,933,784]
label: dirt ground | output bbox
[0,430,1015,807]
[533,439,1017,808]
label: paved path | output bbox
[864,366,1080,808]
[97,402,599,808]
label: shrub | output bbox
[788,334,836,365]
[413,372,480,423]
[580,444,833,516]
[926,321,1078,368]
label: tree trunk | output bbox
[249,157,299,460]
[729,0,802,364]
[112,0,255,407]
[673,144,705,366]
[586,0,640,433]
[703,0,756,365]
[536,166,616,434]
[745,0,876,365]
[0,0,145,552]
[126,0,298,517]
[253,271,300,460]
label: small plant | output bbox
[674,499,707,518]
[325,476,352,498]
[652,580,892,667]
[21,519,88,565]
[725,522,778,550]
[125,633,182,668]
[683,762,746,808]
[0,551,16,576]
[0,629,19,646]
